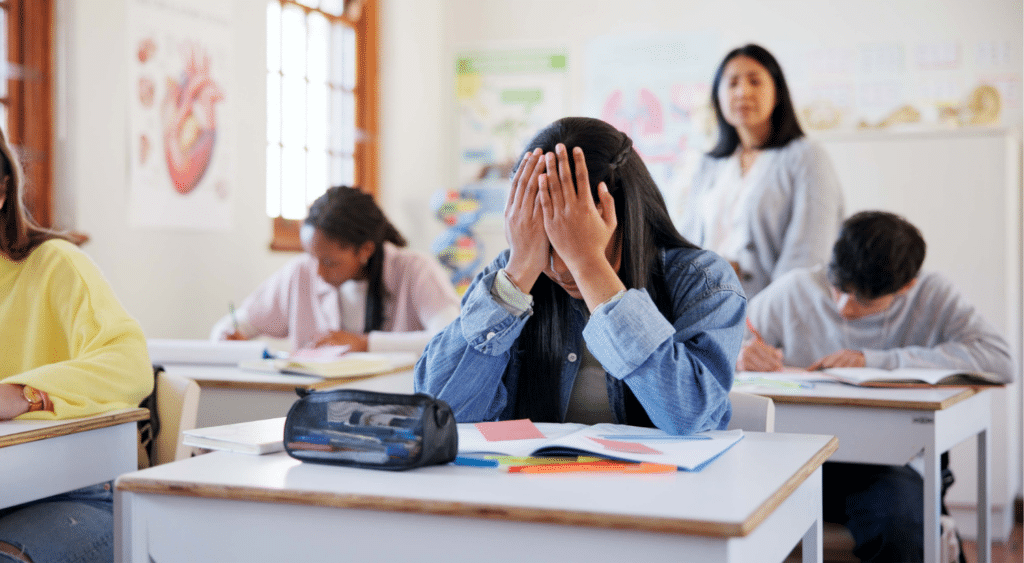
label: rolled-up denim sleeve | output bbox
[414,255,530,422]
[583,258,746,435]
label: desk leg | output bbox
[976,427,990,563]
[801,515,822,563]
[924,443,941,563]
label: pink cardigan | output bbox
[212,244,460,354]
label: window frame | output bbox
[268,0,379,252]
[4,0,54,229]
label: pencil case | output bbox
[283,388,458,470]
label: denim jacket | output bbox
[414,246,746,435]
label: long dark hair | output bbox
[0,126,69,261]
[305,186,407,332]
[707,44,804,158]
[511,117,697,423]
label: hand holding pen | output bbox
[224,302,247,341]
[736,318,784,372]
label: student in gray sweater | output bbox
[740,210,1012,562]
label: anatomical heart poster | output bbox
[128,0,234,230]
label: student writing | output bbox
[415,117,746,435]
[740,210,1012,562]
[211,186,461,355]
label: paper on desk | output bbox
[457,422,743,472]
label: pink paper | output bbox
[587,437,662,455]
[475,419,546,441]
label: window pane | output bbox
[266,2,281,73]
[329,154,342,186]
[281,76,306,147]
[307,12,328,85]
[281,5,306,78]
[281,146,307,219]
[341,90,355,154]
[307,148,327,204]
[340,156,354,186]
[307,82,327,152]
[342,26,356,90]
[320,0,344,17]
[329,23,344,86]
[266,144,282,217]
[329,87,343,151]
[266,72,281,145]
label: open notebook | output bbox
[239,352,418,379]
[822,367,1005,387]
[458,422,743,472]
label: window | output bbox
[265,0,378,251]
[2,0,55,229]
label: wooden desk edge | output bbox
[194,364,414,392]
[738,435,839,536]
[0,407,149,449]
[757,387,979,411]
[116,437,838,540]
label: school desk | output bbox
[114,432,837,563]
[160,364,415,428]
[1,407,148,509]
[733,380,993,563]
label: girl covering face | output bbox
[416,117,746,435]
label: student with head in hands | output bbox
[415,117,746,435]
[211,185,460,355]
[674,43,845,298]
[740,210,1012,562]
[0,126,153,563]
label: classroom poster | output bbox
[437,48,568,292]
[582,32,723,217]
[127,0,235,231]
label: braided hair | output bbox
[305,186,407,333]
[509,117,696,424]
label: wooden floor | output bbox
[962,520,1022,563]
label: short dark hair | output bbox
[707,44,804,158]
[828,211,926,300]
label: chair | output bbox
[152,368,202,465]
[727,390,775,432]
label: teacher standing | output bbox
[676,44,844,298]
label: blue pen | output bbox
[453,455,499,467]
[598,434,712,441]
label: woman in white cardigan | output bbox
[676,44,844,298]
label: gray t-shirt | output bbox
[745,265,1013,381]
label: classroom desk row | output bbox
[1,364,994,563]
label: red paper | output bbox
[475,419,546,441]
[587,437,662,455]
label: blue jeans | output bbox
[824,462,928,563]
[0,482,114,563]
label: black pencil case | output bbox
[283,388,458,470]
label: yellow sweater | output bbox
[1,240,152,419]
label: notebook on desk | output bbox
[239,352,418,379]
[821,367,1005,388]
[457,421,744,472]
[182,417,285,455]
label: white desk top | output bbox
[733,375,979,410]
[117,431,837,538]
[0,407,149,448]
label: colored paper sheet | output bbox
[475,419,546,442]
[587,437,662,455]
